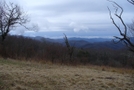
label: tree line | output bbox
[0,35,133,68]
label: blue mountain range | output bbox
[33,36,126,50]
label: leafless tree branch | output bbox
[127,0,134,5]
[0,1,29,41]
[108,0,134,52]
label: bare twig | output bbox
[127,0,134,5]
[108,0,134,52]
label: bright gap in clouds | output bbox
[8,0,134,38]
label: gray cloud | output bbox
[6,0,134,38]
[33,0,109,17]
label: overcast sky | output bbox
[6,0,134,38]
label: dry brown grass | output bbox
[0,58,134,90]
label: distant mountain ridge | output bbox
[32,36,126,50]
[33,36,112,42]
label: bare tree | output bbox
[63,34,75,62]
[108,0,134,52]
[0,1,29,42]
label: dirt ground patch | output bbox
[0,59,134,90]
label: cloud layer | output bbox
[7,0,134,38]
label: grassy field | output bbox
[0,58,134,90]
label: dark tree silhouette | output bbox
[63,34,75,62]
[108,0,134,52]
[0,1,29,42]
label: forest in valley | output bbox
[0,35,134,68]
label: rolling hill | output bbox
[33,36,126,50]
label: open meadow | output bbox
[0,58,134,90]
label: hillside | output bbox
[33,36,126,50]
[0,58,134,90]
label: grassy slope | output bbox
[0,58,134,90]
